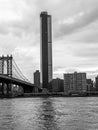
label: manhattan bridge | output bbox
[0,55,36,97]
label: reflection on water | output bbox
[37,98,59,130]
[0,97,98,130]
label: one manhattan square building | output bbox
[40,11,52,90]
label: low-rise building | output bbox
[87,79,94,92]
[51,78,64,92]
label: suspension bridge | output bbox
[0,55,36,97]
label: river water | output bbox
[0,97,98,130]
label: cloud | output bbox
[76,23,98,43]
[73,44,98,59]
[55,7,98,38]
[0,0,38,36]
[79,32,98,43]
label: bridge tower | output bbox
[0,55,12,76]
[0,55,13,96]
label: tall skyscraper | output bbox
[40,11,52,90]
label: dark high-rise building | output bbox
[51,78,64,92]
[87,79,94,92]
[95,76,98,91]
[40,11,52,90]
[34,70,40,93]
[34,70,40,85]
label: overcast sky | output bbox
[0,0,98,82]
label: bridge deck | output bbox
[0,74,34,87]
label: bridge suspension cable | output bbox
[12,59,31,83]
[12,63,25,80]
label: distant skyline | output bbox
[0,0,98,82]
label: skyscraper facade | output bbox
[40,11,52,89]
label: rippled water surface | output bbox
[0,97,98,130]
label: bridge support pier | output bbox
[7,83,12,96]
[1,82,4,95]
[0,82,12,97]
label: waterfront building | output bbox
[64,72,87,94]
[51,78,64,92]
[40,11,52,91]
[64,73,72,93]
[34,70,40,93]
[87,79,94,92]
[95,76,98,91]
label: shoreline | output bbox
[0,93,98,98]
